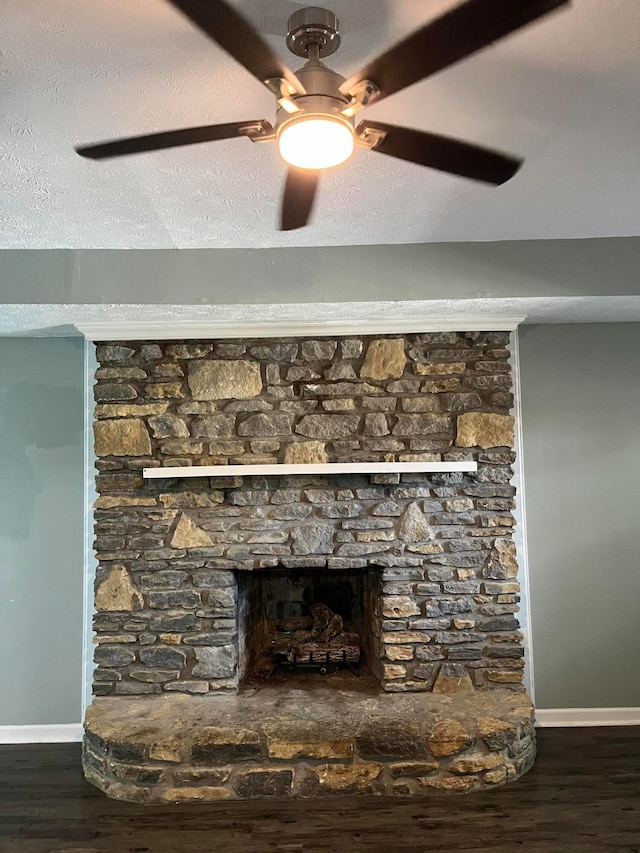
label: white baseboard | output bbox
[536,708,640,727]
[0,724,84,744]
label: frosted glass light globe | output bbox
[278,117,354,170]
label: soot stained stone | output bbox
[191,728,262,764]
[234,769,294,799]
[139,647,187,669]
[356,724,428,760]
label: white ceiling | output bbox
[3,0,640,249]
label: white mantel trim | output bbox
[76,315,526,341]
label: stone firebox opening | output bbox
[237,567,383,684]
[84,330,535,802]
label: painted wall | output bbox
[0,338,85,725]
[2,325,638,726]
[519,324,640,709]
[1,238,640,305]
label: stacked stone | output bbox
[92,332,524,696]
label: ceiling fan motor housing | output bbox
[275,60,354,142]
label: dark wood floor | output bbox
[1,728,639,853]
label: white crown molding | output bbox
[535,708,640,727]
[0,724,84,744]
[76,314,526,341]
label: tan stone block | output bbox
[93,418,151,456]
[170,513,214,549]
[432,669,475,694]
[452,619,475,630]
[477,717,515,743]
[188,360,262,400]
[444,498,474,513]
[484,765,508,784]
[95,566,143,612]
[399,453,441,463]
[406,543,444,554]
[389,761,438,778]
[383,664,407,680]
[385,645,415,661]
[419,775,476,792]
[146,383,184,399]
[383,631,431,644]
[360,339,406,380]
[267,738,353,760]
[149,738,182,763]
[422,379,460,392]
[283,441,328,464]
[316,763,382,790]
[94,496,158,509]
[356,530,395,542]
[455,413,515,449]
[488,515,515,527]
[95,403,169,418]
[487,670,523,683]
[449,752,504,774]
[398,502,432,543]
[495,538,518,574]
[415,362,465,375]
[208,440,246,456]
[383,596,420,618]
[161,787,230,802]
[428,720,474,757]
[158,633,182,644]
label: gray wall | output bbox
[0,338,85,725]
[1,238,640,305]
[2,326,638,724]
[519,324,640,709]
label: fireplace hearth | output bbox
[85,331,533,801]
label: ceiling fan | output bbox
[76,0,570,231]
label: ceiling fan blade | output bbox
[359,121,522,185]
[167,0,304,95]
[76,120,270,160]
[280,169,320,231]
[341,0,569,103]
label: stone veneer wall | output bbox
[91,332,523,697]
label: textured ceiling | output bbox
[3,0,640,248]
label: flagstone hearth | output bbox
[84,685,535,802]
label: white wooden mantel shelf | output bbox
[143,461,477,479]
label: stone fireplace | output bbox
[84,331,535,802]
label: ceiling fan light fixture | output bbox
[277,115,354,170]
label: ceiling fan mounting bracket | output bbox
[355,123,387,150]
[265,76,306,99]
[239,121,276,144]
[341,79,381,117]
[286,7,341,59]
